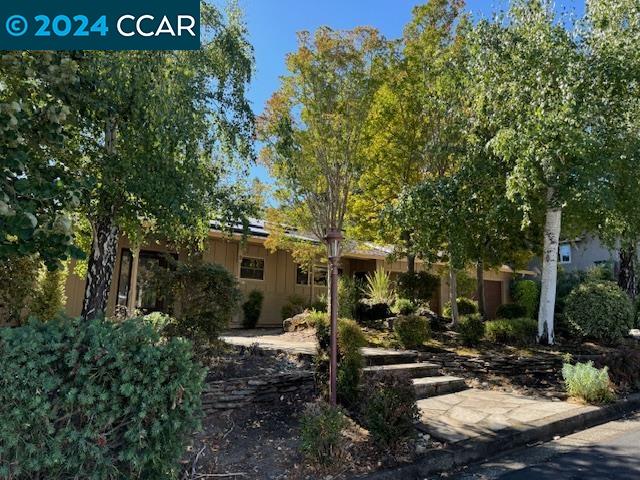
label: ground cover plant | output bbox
[562,361,614,404]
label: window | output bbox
[313,266,328,286]
[296,264,309,285]
[558,244,571,264]
[240,257,265,280]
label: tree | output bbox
[570,0,640,299]
[72,4,255,319]
[348,0,467,274]
[470,0,594,343]
[0,53,84,268]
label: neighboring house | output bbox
[63,220,515,326]
[527,234,618,276]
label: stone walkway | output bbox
[418,389,596,444]
[221,329,317,355]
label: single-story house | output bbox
[63,220,516,326]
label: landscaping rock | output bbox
[282,311,313,332]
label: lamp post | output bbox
[325,228,342,406]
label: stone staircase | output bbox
[361,348,467,399]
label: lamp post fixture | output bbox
[325,228,342,406]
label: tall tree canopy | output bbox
[470,0,595,343]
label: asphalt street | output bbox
[446,413,640,480]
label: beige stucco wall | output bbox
[64,233,513,326]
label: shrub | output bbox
[152,259,241,342]
[310,294,328,313]
[0,316,205,479]
[513,280,540,318]
[484,318,537,345]
[30,264,68,321]
[314,317,367,406]
[394,315,430,348]
[360,372,418,449]
[396,271,439,304]
[364,268,395,305]
[562,361,615,404]
[564,281,634,343]
[141,311,174,334]
[443,297,478,317]
[339,276,362,319]
[300,402,348,466]
[602,349,640,392]
[495,303,528,320]
[307,309,328,327]
[458,314,485,346]
[281,294,308,320]
[242,290,264,328]
[0,256,39,324]
[392,298,417,316]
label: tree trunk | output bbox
[618,243,637,301]
[402,231,415,274]
[448,265,459,327]
[81,214,119,320]
[537,188,561,345]
[407,254,416,274]
[476,259,486,320]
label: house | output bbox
[63,220,516,326]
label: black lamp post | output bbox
[325,228,342,406]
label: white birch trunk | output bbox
[538,188,562,345]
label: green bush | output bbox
[364,268,395,305]
[310,294,328,313]
[394,315,430,348]
[141,311,174,334]
[339,276,362,319]
[30,264,68,321]
[562,361,615,404]
[152,259,241,342]
[495,303,527,320]
[443,297,478,317]
[484,318,537,345]
[395,271,439,304]
[281,294,308,320]
[314,317,366,407]
[564,281,634,343]
[360,371,418,449]
[242,290,264,328]
[307,309,328,327]
[300,401,348,466]
[458,314,485,346]
[513,280,540,318]
[0,256,40,324]
[392,298,417,316]
[0,316,205,479]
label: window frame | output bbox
[558,243,572,264]
[240,256,265,281]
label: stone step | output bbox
[361,347,418,366]
[413,376,467,399]
[363,362,440,378]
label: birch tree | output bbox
[470,0,594,343]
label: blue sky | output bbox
[239,0,585,184]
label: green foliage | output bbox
[484,318,538,345]
[360,371,418,449]
[0,316,205,479]
[315,317,366,407]
[393,315,430,348]
[30,264,68,321]
[458,314,485,347]
[307,309,329,328]
[513,280,540,318]
[141,311,174,335]
[281,294,308,320]
[0,256,39,324]
[564,281,634,343]
[443,297,478,317]
[392,298,417,316]
[300,401,348,466]
[154,259,242,342]
[395,271,439,304]
[562,361,615,404]
[456,271,477,298]
[339,276,362,319]
[364,268,395,305]
[495,303,528,320]
[242,290,264,329]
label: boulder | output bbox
[283,311,313,332]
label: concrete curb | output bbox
[355,392,640,479]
